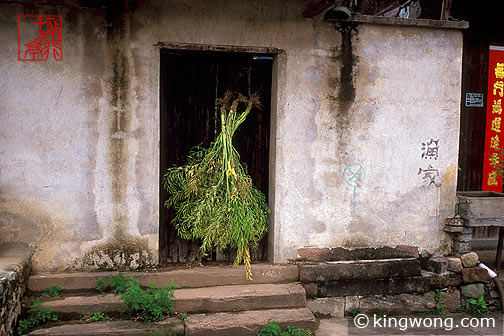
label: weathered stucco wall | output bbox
[0,1,159,271]
[0,0,463,270]
[273,22,463,262]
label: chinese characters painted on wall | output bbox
[419,138,441,187]
[421,138,439,160]
[482,46,504,191]
[17,15,62,61]
[418,165,441,187]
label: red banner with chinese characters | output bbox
[482,46,504,192]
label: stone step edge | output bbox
[27,308,315,336]
[184,307,316,336]
[325,257,417,264]
[299,258,422,283]
[33,283,307,319]
[28,318,184,335]
[28,264,298,292]
[302,271,464,298]
[296,245,419,261]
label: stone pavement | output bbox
[316,312,504,336]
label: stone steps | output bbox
[299,258,422,282]
[27,308,316,336]
[174,283,307,313]
[28,318,184,335]
[299,258,428,298]
[304,275,432,298]
[35,294,124,319]
[25,282,315,335]
[184,308,316,336]
[25,265,316,335]
[28,264,298,292]
[36,283,307,319]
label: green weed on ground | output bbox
[429,289,449,316]
[81,312,110,322]
[348,308,361,317]
[17,301,58,335]
[109,274,130,294]
[97,275,177,322]
[465,295,489,317]
[95,278,107,293]
[40,285,62,298]
[257,321,313,336]
[18,285,63,335]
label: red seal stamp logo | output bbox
[17,15,62,61]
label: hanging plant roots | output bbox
[162,92,270,280]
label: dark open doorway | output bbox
[159,49,273,265]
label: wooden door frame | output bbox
[157,42,285,264]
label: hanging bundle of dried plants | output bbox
[162,92,269,279]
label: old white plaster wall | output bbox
[0,2,159,271]
[273,24,463,262]
[0,0,463,270]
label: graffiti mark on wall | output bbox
[343,163,365,217]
